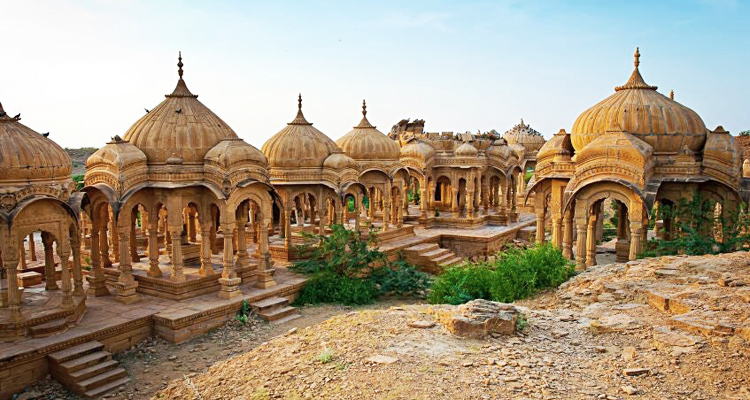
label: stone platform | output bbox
[0,268,305,399]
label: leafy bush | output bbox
[236,300,252,325]
[428,243,575,305]
[291,225,429,306]
[640,192,750,258]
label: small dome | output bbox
[122,54,239,164]
[571,48,707,153]
[323,151,357,170]
[204,138,267,169]
[0,102,72,183]
[503,119,545,152]
[86,136,147,170]
[455,142,478,157]
[400,140,436,162]
[487,141,513,160]
[261,95,341,169]
[336,101,400,161]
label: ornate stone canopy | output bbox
[121,53,240,164]
[571,48,708,154]
[336,100,400,162]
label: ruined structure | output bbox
[530,48,744,267]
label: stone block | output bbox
[434,299,519,339]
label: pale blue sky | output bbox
[1,0,747,149]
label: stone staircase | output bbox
[404,243,463,274]
[48,341,129,399]
[250,297,301,325]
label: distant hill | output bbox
[65,147,98,176]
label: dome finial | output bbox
[289,93,312,125]
[362,99,367,117]
[670,89,674,100]
[178,51,184,80]
[634,47,640,68]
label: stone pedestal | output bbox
[509,212,519,223]
[218,277,242,299]
[615,239,630,263]
[112,281,139,304]
[86,274,110,297]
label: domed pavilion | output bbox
[261,95,359,260]
[530,48,743,268]
[0,100,86,340]
[83,54,277,303]
[336,101,409,231]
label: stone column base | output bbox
[112,281,139,304]
[509,212,519,223]
[218,277,242,299]
[255,269,277,289]
[147,264,163,278]
[615,240,630,263]
[86,275,110,297]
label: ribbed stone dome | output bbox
[0,102,72,183]
[571,48,707,153]
[400,140,436,162]
[261,95,340,169]
[336,101,400,161]
[455,142,478,157]
[323,151,357,170]
[204,138,268,169]
[122,54,239,164]
[487,140,513,161]
[86,136,147,170]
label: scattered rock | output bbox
[623,368,650,376]
[621,385,638,395]
[407,320,435,329]
[433,299,519,339]
[590,314,640,333]
[366,355,398,365]
[622,346,636,362]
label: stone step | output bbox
[29,318,69,337]
[270,313,302,325]
[83,376,130,399]
[423,248,450,259]
[405,243,438,252]
[69,359,119,382]
[259,306,298,322]
[250,297,289,312]
[439,256,463,267]
[59,351,111,374]
[431,253,456,264]
[76,367,127,393]
[49,341,104,364]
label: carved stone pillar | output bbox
[256,220,277,289]
[29,233,37,262]
[147,226,162,278]
[115,226,139,304]
[188,211,197,242]
[236,214,249,271]
[467,191,475,218]
[100,216,112,268]
[111,218,120,264]
[130,209,140,262]
[551,216,562,249]
[284,205,293,250]
[169,226,185,282]
[319,206,328,235]
[3,251,22,319]
[585,215,597,267]
[87,227,109,296]
[41,232,58,290]
[629,221,642,261]
[451,189,459,213]
[199,223,213,276]
[535,211,545,243]
[354,195,361,231]
[57,245,74,310]
[575,219,587,270]
[71,234,84,296]
[562,210,573,259]
[219,222,241,299]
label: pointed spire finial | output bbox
[178,51,184,79]
[634,47,640,68]
[670,89,674,100]
[298,93,302,111]
[362,99,367,117]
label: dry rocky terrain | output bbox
[152,251,750,400]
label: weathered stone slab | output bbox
[435,299,519,339]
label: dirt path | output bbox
[20,299,420,400]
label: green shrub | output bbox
[428,243,574,305]
[236,300,251,325]
[641,192,750,258]
[291,225,429,305]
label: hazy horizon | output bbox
[1,0,748,149]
